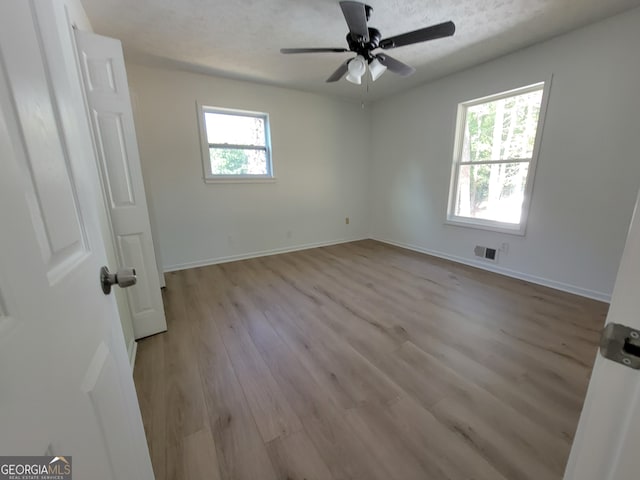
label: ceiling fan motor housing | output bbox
[346,27,382,60]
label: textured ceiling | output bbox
[80,0,640,101]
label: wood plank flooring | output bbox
[133,239,608,480]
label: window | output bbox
[197,105,273,182]
[446,82,549,235]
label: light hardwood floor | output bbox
[133,240,608,480]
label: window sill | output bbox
[204,176,277,184]
[445,217,526,236]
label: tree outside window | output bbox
[447,82,548,234]
[198,105,273,181]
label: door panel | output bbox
[1,1,88,279]
[83,342,138,480]
[82,54,118,94]
[93,111,136,208]
[118,233,155,315]
[0,1,154,477]
[76,30,167,339]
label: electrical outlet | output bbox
[345,217,350,225]
[500,242,509,254]
[286,230,292,239]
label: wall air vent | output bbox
[474,245,498,263]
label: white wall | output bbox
[127,64,369,271]
[369,7,640,301]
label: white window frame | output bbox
[197,103,274,183]
[446,79,551,235]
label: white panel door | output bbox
[0,1,154,478]
[75,31,167,339]
[564,187,640,480]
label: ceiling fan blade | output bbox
[376,54,415,77]
[339,1,370,43]
[280,47,350,54]
[326,59,351,83]
[379,21,455,49]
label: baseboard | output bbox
[161,235,611,303]
[128,339,138,370]
[163,237,368,273]
[371,237,612,303]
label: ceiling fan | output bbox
[280,1,455,84]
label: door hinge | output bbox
[600,323,640,369]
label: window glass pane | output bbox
[205,112,266,146]
[461,89,542,162]
[210,148,268,175]
[454,162,529,224]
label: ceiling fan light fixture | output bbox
[345,73,362,85]
[369,57,387,81]
[346,55,366,84]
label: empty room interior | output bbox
[4,0,640,478]
[86,1,640,479]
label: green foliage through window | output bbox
[451,85,545,227]
[209,148,268,175]
[199,106,272,179]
